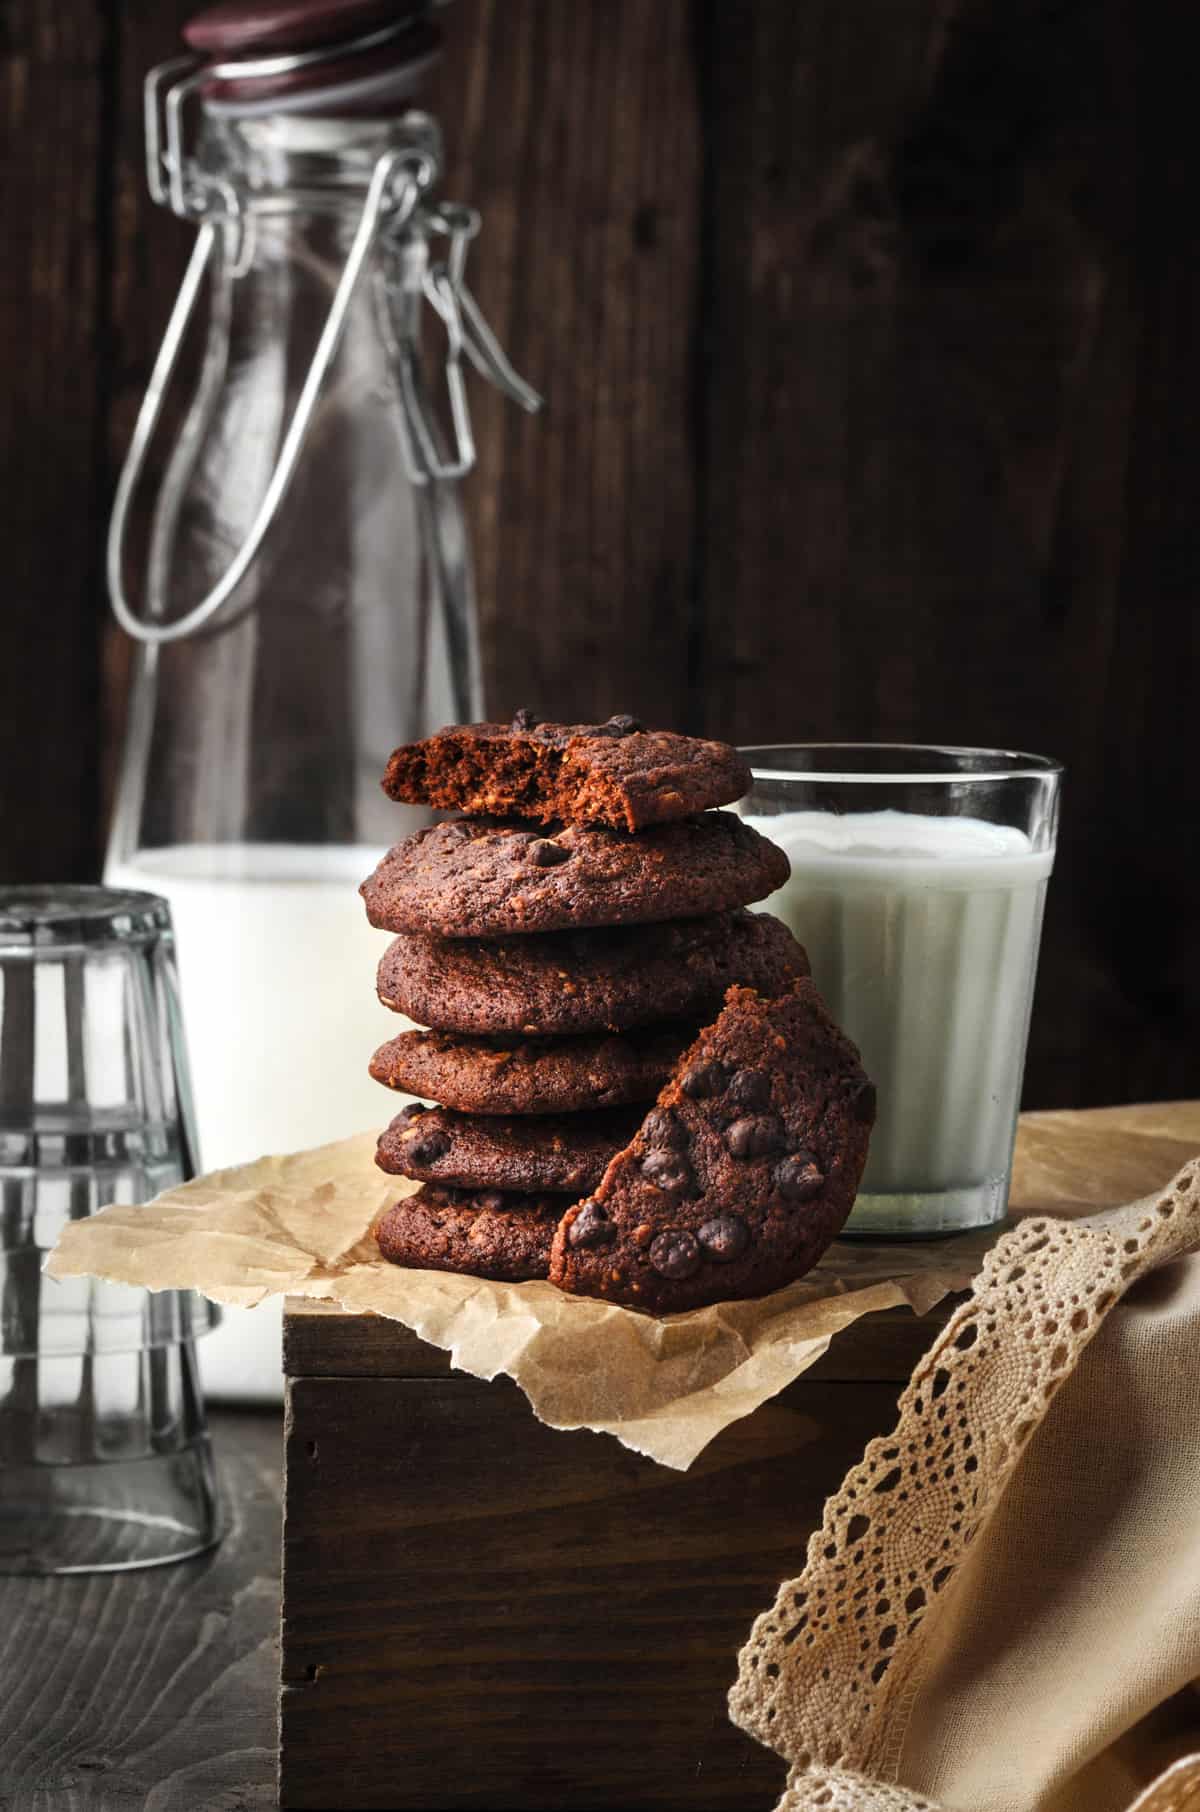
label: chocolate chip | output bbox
[528,838,571,867]
[844,1077,877,1123]
[397,1101,429,1122]
[774,1150,825,1201]
[649,1228,701,1279]
[511,707,540,731]
[408,1129,451,1165]
[681,1060,728,1100]
[477,1190,505,1213]
[640,1149,693,1197]
[726,1067,771,1111]
[568,1200,615,1249]
[725,1114,784,1158]
[698,1214,750,1262]
[642,1107,685,1149]
[589,714,643,738]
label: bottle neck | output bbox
[197,107,442,213]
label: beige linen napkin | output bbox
[731,1158,1200,1812]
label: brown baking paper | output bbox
[47,1130,1021,1469]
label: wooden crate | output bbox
[277,1103,1199,1810]
[278,1297,939,1811]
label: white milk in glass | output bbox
[747,811,1052,1233]
[105,844,403,1398]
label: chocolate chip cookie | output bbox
[377,1102,642,1193]
[360,811,790,939]
[549,978,875,1314]
[369,1025,691,1114]
[381,713,752,832]
[374,1184,560,1282]
[376,909,808,1036]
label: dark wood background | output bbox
[2,0,1197,1111]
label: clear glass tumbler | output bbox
[0,887,221,1572]
[741,746,1062,1236]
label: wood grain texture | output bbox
[280,1373,902,1811]
[2,0,1198,1110]
[99,0,199,832]
[424,0,703,731]
[0,2,108,881]
[0,1409,281,1812]
[693,0,1200,1110]
[697,0,1115,744]
[282,1292,945,1384]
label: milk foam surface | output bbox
[754,808,1050,881]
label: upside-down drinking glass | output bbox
[0,887,221,1572]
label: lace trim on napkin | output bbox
[729,1159,1200,1812]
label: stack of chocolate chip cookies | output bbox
[360,713,875,1314]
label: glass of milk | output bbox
[741,746,1062,1236]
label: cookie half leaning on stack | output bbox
[360,713,874,1313]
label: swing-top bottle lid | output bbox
[183,0,446,116]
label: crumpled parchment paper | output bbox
[45,1130,1003,1468]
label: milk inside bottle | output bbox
[105,846,396,1166]
[744,783,1058,1235]
[105,844,405,1400]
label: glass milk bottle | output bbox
[105,3,540,1399]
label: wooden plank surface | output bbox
[0,1410,281,1812]
[99,1,201,826]
[280,1373,902,1811]
[693,0,1199,1112]
[282,1293,943,1383]
[2,0,1199,1103]
[426,0,704,732]
[0,2,108,882]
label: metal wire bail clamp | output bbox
[110,44,542,646]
